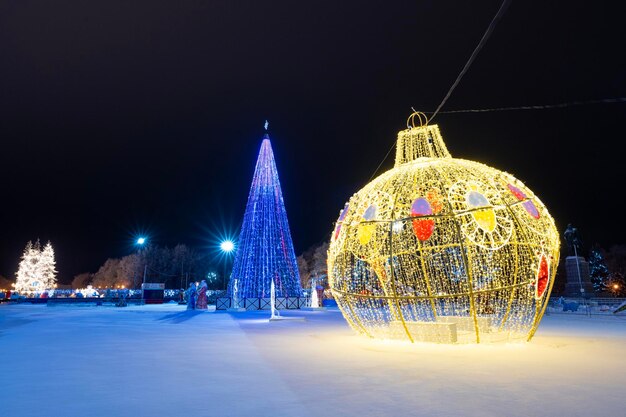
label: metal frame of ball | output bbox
[328,121,560,344]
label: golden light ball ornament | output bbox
[328,113,560,343]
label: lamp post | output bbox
[572,240,590,316]
[136,237,147,302]
[136,237,147,285]
[220,240,235,291]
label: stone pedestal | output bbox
[564,256,594,297]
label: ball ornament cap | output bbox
[328,114,560,344]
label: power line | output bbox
[430,0,512,122]
[428,97,626,114]
[365,96,624,184]
[364,0,512,183]
[364,0,623,182]
[365,141,396,184]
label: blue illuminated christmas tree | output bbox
[228,128,302,299]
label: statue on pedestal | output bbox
[562,223,594,296]
[563,223,582,256]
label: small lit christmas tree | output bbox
[14,240,57,293]
[15,241,42,293]
[40,241,58,289]
[588,245,609,293]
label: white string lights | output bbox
[328,113,560,344]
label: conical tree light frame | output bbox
[328,113,560,343]
[228,133,302,299]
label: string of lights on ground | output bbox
[328,113,560,343]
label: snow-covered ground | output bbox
[1,303,624,417]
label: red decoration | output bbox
[507,183,526,200]
[411,197,434,241]
[425,188,444,214]
[536,254,549,299]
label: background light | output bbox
[220,240,235,253]
[136,237,146,245]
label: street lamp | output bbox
[220,240,234,253]
[220,240,235,290]
[136,237,146,245]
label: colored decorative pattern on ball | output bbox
[411,197,434,241]
[357,205,377,245]
[333,203,349,240]
[535,254,549,299]
[508,183,540,219]
[466,190,496,232]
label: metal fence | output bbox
[1,288,225,302]
[546,296,626,316]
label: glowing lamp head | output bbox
[328,114,560,344]
[136,237,146,245]
[220,240,235,253]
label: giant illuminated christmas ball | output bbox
[328,113,560,344]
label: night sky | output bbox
[1,0,624,283]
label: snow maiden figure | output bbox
[186,282,197,310]
[196,280,208,310]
